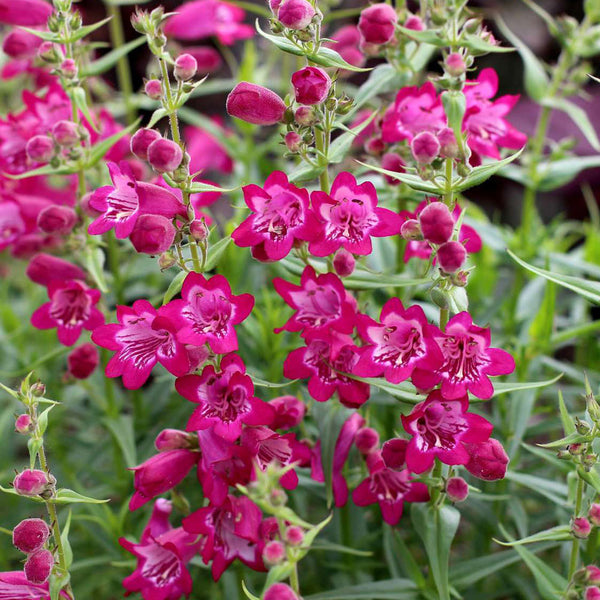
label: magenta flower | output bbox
[129,449,199,511]
[309,172,402,256]
[412,312,515,400]
[0,0,52,26]
[26,253,87,287]
[164,0,254,45]
[92,300,193,390]
[176,354,274,441]
[161,272,254,354]
[324,25,365,70]
[401,390,493,473]
[226,82,286,125]
[87,162,185,239]
[185,122,233,175]
[269,395,306,429]
[0,571,68,599]
[352,450,429,525]
[120,499,202,600]
[331,412,365,507]
[31,279,104,346]
[273,266,357,335]
[284,330,370,407]
[462,437,509,481]
[182,495,264,581]
[355,298,443,384]
[232,171,320,261]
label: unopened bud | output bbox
[174,53,198,81]
[13,518,50,554]
[25,136,55,164]
[60,58,77,78]
[295,105,317,126]
[411,131,440,164]
[445,53,466,77]
[158,251,177,270]
[262,540,286,565]
[400,219,423,241]
[437,241,467,273]
[155,429,194,451]
[24,549,54,585]
[284,131,302,153]
[445,476,469,502]
[13,469,49,497]
[572,516,592,539]
[354,427,379,454]
[189,219,208,242]
[285,525,304,546]
[15,414,33,434]
[269,488,287,506]
[333,248,355,277]
[52,121,79,147]
[30,382,45,397]
[144,79,163,100]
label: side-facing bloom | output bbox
[87,162,185,239]
[232,171,320,261]
[273,266,356,335]
[120,499,202,599]
[92,300,193,390]
[412,312,515,399]
[332,412,365,507]
[0,0,52,25]
[355,298,443,384]
[176,353,274,441]
[31,279,104,346]
[226,82,286,125]
[401,390,493,473]
[161,272,254,354]
[26,253,86,286]
[0,570,68,599]
[182,495,264,580]
[309,172,402,256]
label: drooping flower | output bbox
[66,343,99,379]
[120,499,202,600]
[331,412,365,506]
[412,312,515,400]
[26,253,86,287]
[462,437,509,481]
[91,300,194,390]
[309,172,402,256]
[273,266,357,335]
[401,390,493,473]
[284,330,370,407]
[161,272,254,354]
[232,171,320,261]
[87,162,185,239]
[355,298,443,384]
[31,279,104,346]
[176,353,274,441]
[182,495,264,581]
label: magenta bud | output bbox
[285,525,304,546]
[589,503,600,527]
[25,135,54,163]
[365,137,385,156]
[333,248,355,277]
[437,127,459,159]
[278,0,315,29]
[358,4,398,45]
[226,82,286,126]
[155,429,193,451]
[174,53,198,81]
[37,41,57,62]
[294,105,316,126]
[262,540,286,565]
[13,469,49,497]
[404,14,425,31]
[445,477,469,502]
[24,549,54,585]
[437,241,467,273]
[381,152,405,185]
[418,202,454,245]
[284,131,302,153]
[52,120,79,147]
[463,438,509,481]
[147,138,183,173]
[129,214,176,255]
[381,438,408,468]
[451,270,470,287]
[12,518,50,554]
[355,427,380,455]
[292,66,331,105]
[60,58,77,78]
[67,343,99,379]
[446,52,466,77]
[15,414,32,434]
[573,517,592,539]
[586,587,600,600]
[37,205,78,235]
[268,395,306,429]
[80,192,101,217]
[189,218,208,242]
[130,128,162,161]
[588,566,600,585]
[264,583,300,600]
[400,218,423,241]
[145,79,163,100]
[26,253,86,286]
[2,29,41,59]
[270,0,283,13]
[411,131,440,164]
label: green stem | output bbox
[189,238,202,272]
[439,307,449,331]
[567,476,585,580]
[443,159,454,208]
[314,127,330,192]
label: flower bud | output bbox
[284,131,302,153]
[13,469,49,496]
[269,395,306,429]
[25,136,55,163]
[52,120,79,147]
[264,583,300,600]
[404,14,425,31]
[37,205,78,235]
[60,58,77,78]
[278,0,315,30]
[589,503,600,527]
[37,41,59,63]
[294,105,316,126]
[285,525,304,546]
[292,66,331,105]
[189,218,208,242]
[588,565,600,585]
[262,540,286,566]
[445,476,469,502]
[158,251,177,270]
[226,82,286,125]
[67,343,99,379]
[411,131,440,164]
[586,587,600,600]
[451,269,470,287]
[26,253,86,286]
[2,29,41,59]
[129,214,176,254]
[24,549,54,585]
[463,438,509,481]
[380,152,405,184]
[147,138,183,173]
[130,128,162,161]
[15,414,33,434]
[145,79,163,100]
[569,443,585,455]
[572,517,592,539]
[269,488,288,506]
[31,382,45,397]
[437,241,467,273]
[13,518,50,554]
[438,127,459,159]
[155,429,194,451]
[354,427,379,455]
[400,219,423,241]
[364,136,384,156]
[445,53,466,77]
[332,248,355,277]
[174,53,198,81]
[358,3,398,44]
[418,202,454,245]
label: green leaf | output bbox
[203,236,233,272]
[494,525,572,546]
[538,430,591,449]
[37,405,54,437]
[49,572,70,600]
[72,87,99,132]
[88,118,141,167]
[505,472,569,507]
[85,246,109,293]
[508,249,600,304]
[264,563,294,589]
[396,25,446,46]
[82,36,146,77]
[148,107,168,128]
[187,181,238,194]
[27,437,43,469]
[441,91,466,142]
[310,540,373,556]
[351,376,422,404]
[351,63,408,114]
[411,504,460,600]
[302,513,333,550]
[454,149,524,192]
[18,27,60,42]
[241,581,261,600]
[61,511,74,569]
[542,97,600,151]
[528,279,556,346]
[248,374,297,388]
[356,160,441,194]
[462,33,515,54]
[304,579,419,600]
[3,164,78,180]
[163,271,186,304]
[52,488,109,504]
[68,16,113,43]
[577,466,600,494]
[102,415,137,467]
[558,390,576,435]
[490,374,563,397]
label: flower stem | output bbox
[567,476,585,580]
